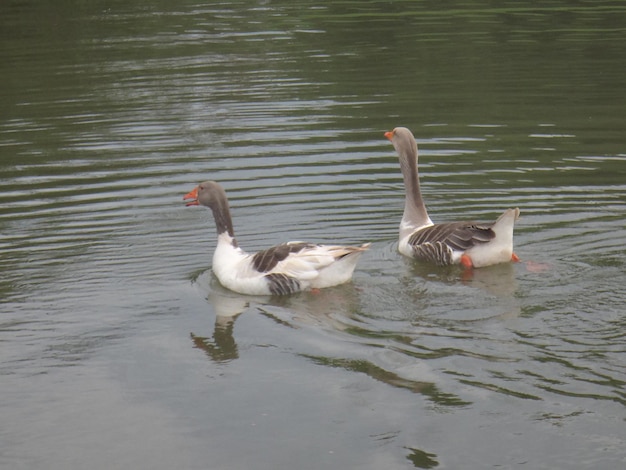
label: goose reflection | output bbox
[190,270,365,364]
[190,280,251,363]
[401,257,522,322]
[255,282,364,332]
[460,262,522,322]
[190,270,474,408]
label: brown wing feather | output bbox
[251,242,315,273]
[408,222,495,265]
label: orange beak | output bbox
[183,186,199,206]
[384,130,394,141]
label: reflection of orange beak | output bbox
[384,130,394,141]
[183,186,199,206]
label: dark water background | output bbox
[2,1,625,469]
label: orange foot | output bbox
[310,288,322,295]
[511,253,520,262]
[460,254,474,269]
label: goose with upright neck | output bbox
[183,181,370,295]
[384,127,520,268]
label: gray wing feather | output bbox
[408,222,495,265]
[264,273,301,295]
[251,242,314,273]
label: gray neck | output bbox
[210,196,238,247]
[399,148,431,237]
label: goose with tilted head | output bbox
[384,127,520,268]
[184,181,370,295]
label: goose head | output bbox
[184,180,236,239]
[384,127,418,165]
[184,181,225,209]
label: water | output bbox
[2,1,625,469]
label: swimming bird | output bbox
[384,127,520,268]
[183,181,370,295]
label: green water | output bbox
[2,1,625,469]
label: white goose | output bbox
[384,127,520,268]
[184,181,370,295]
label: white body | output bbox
[212,233,368,296]
[463,208,518,268]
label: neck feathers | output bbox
[400,148,431,237]
[211,198,238,247]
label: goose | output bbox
[384,127,520,268]
[183,181,370,295]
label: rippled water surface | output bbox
[2,1,626,469]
